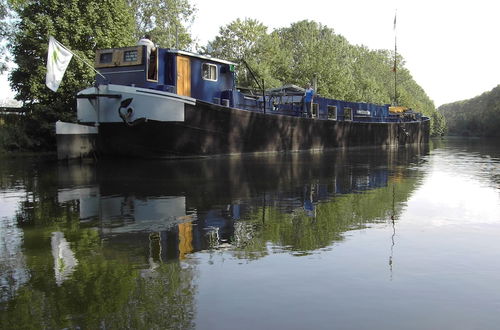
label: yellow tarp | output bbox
[389,106,409,113]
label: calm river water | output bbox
[1,138,500,329]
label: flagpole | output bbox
[69,50,106,80]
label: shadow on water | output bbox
[0,145,430,329]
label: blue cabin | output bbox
[95,45,236,104]
[94,45,423,123]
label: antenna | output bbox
[175,25,179,49]
[393,10,398,106]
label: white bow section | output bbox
[77,84,196,124]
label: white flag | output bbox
[46,36,73,92]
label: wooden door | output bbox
[176,56,191,97]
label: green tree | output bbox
[0,0,12,73]
[202,18,269,88]
[129,0,196,49]
[257,20,355,98]
[205,18,267,61]
[8,0,135,149]
[439,85,500,137]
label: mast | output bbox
[393,10,398,106]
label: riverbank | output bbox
[0,111,57,153]
[0,122,28,153]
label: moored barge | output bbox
[56,45,430,159]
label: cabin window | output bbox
[328,105,337,120]
[99,52,113,64]
[123,50,138,63]
[202,63,218,81]
[95,46,143,68]
[344,107,353,121]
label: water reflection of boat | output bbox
[57,146,428,260]
[58,189,191,233]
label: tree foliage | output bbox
[205,18,267,61]
[205,19,444,136]
[202,18,268,86]
[128,0,196,49]
[0,0,13,73]
[8,0,135,149]
[439,85,500,137]
[10,0,135,105]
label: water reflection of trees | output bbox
[228,176,417,258]
[1,225,197,329]
[0,146,430,328]
[0,156,197,329]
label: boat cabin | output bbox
[95,45,237,105]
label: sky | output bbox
[1,0,499,107]
[189,0,500,106]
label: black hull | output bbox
[96,101,430,158]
